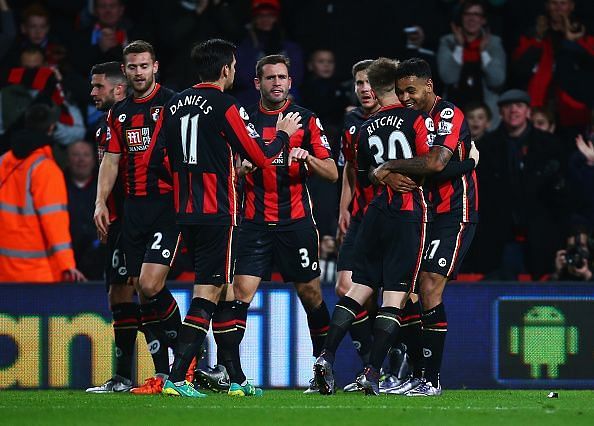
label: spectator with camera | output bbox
[550,226,593,281]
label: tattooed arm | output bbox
[374,146,453,181]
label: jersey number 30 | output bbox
[368,130,412,164]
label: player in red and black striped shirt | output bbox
[374,58,480,396]
[94,41,182,395]
[334,60,382,391]
[195,54,338,394]
[155,40,302,398]
[86,61,136,393]
[314,58,436,396]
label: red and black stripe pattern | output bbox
[341,107,380,220]
[106,83,175,198]
[430,98,478,223]
[95,115,124,222]
[1,66,73,125]
[242,100,331,227]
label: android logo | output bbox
[509,306,578,379]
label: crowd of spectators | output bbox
[0,0,593,281]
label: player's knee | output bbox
[108,284,135,307]
[419,272,446,308]
[295,280,322,310]
[335,271,352,297]
[138,269,166,297]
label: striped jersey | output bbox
[106,83,176,198]
[148,83,290,226]
[242,100,332,229]
[430,97,479,223]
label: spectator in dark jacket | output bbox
[474,89,567,279]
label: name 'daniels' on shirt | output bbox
[169,95,213,115]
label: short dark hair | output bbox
[20,45,45,60]
[91,61,127,85]
[191,38,236,83]
[24,104,57,133]
[395,58,432,81]
[123,40,156,63]
[256,54,290,79]
[460,0,487,17]
[366,57,398,94]
[464,101,492,120]
[351,59,374,79]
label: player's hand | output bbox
[469,140,480,167]
[288,147,309,166]
[338,208,351,235]
[94,201,110,238]
[276,111,302,137]
[383,172,418,193]
[97,230,108,244]
[576,134,594,166]
[62,268,87,283]
[372,165,391,183]
[554,249,567,273]
[239,159,257,176]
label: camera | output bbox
[564,232,591,269]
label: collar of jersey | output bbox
[258,99,291,115]
[133,83,160,104]
[193,83,223,91]
[378,103,403,112]
[429,95,442,116]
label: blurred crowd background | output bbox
[0,0,593,282]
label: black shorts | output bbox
[105,219,128,290]
[351,205,426,293]
[234,225,321,283]
[421,219,476,279]
[336,219,361,272]
[123,196,181,277]
[181,225,237,285]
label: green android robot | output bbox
[509,306,578,379]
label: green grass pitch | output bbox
[1,390,592,425]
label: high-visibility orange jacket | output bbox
[0,145,75,282]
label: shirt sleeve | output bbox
[105,108,122,154]
[222,102,289,168]
[432,106,463,153]
[305,114,331,159]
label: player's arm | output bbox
[94,110,121,236]
[338,160,356,234]
[375,113,449,180]
[95,152,120,235]
[143,109,172,183]
[224,103,301,168]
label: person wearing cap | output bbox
[233,0,304,106]
[0,103,86,282]
[473,89,566,280]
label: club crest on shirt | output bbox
[246,123,260,138]
[125,127,151,151]
[150,106,163,122]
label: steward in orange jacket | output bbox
[0,104,85,282]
